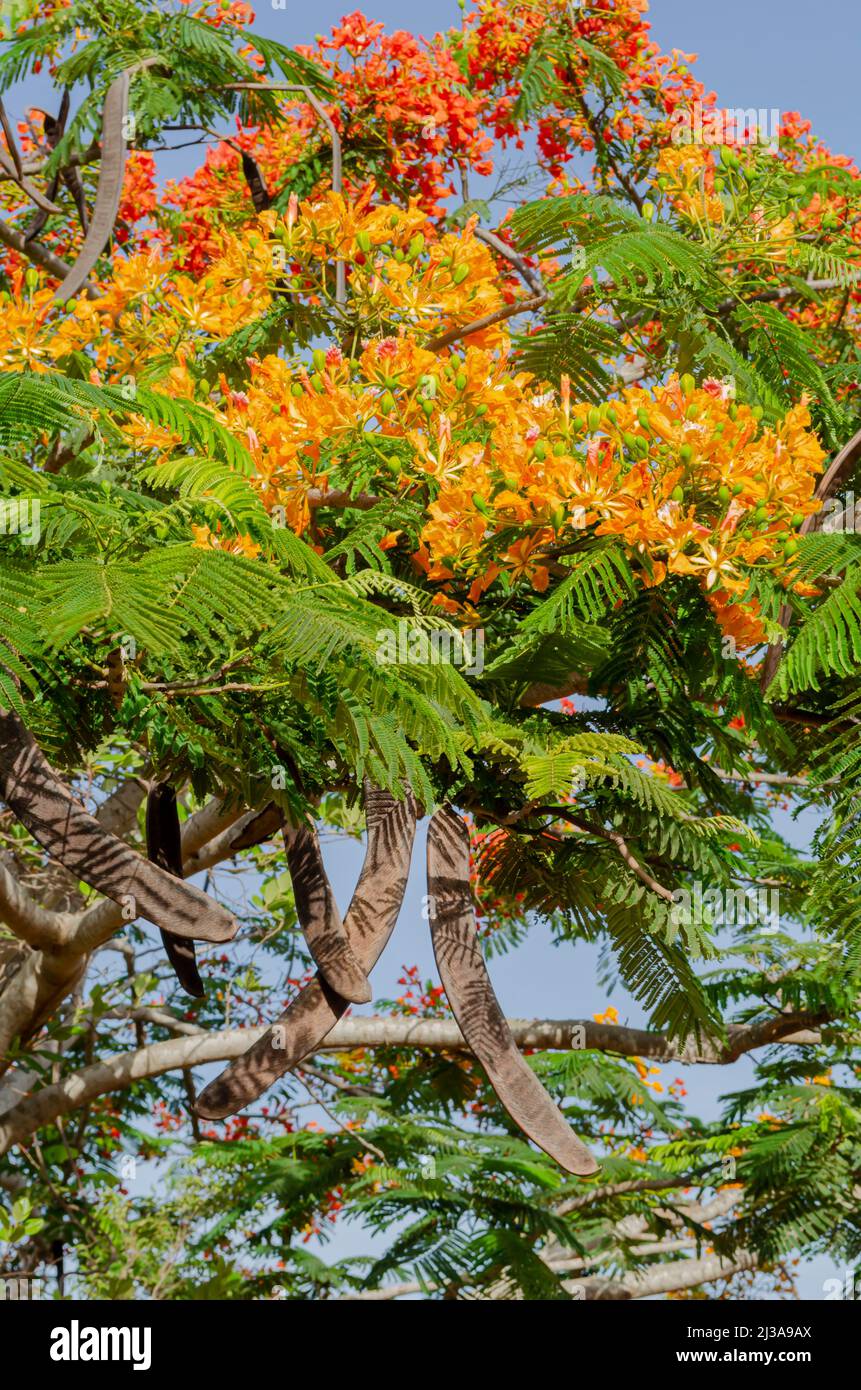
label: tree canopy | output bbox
[0,0,859,1302]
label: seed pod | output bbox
[732,482,743,495]
[784,538,799,556]
[455,373,467,391]
[587,406,601,433]
[718,485,731,504]
[791,512,804,528]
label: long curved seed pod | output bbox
[146,783,204,998]
[0,709,237,944]
[0,148,64,215]
[240,150,271,211]
[52,68,135,304]
[283,825,371,1004]
[427,805,598,1177]
[197,785,416,1119]
[21,92,69,245]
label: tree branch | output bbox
[0,1010,827,1156]
[425,293,546,353]
[0,213,98,295]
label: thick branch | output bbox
[0,1010,826,1156]
[425,292,546,353]
[0,214,98,295]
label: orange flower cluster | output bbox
[1,190,826,650]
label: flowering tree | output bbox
[0,0,859,1300]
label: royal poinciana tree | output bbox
[0,0,859,1300]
